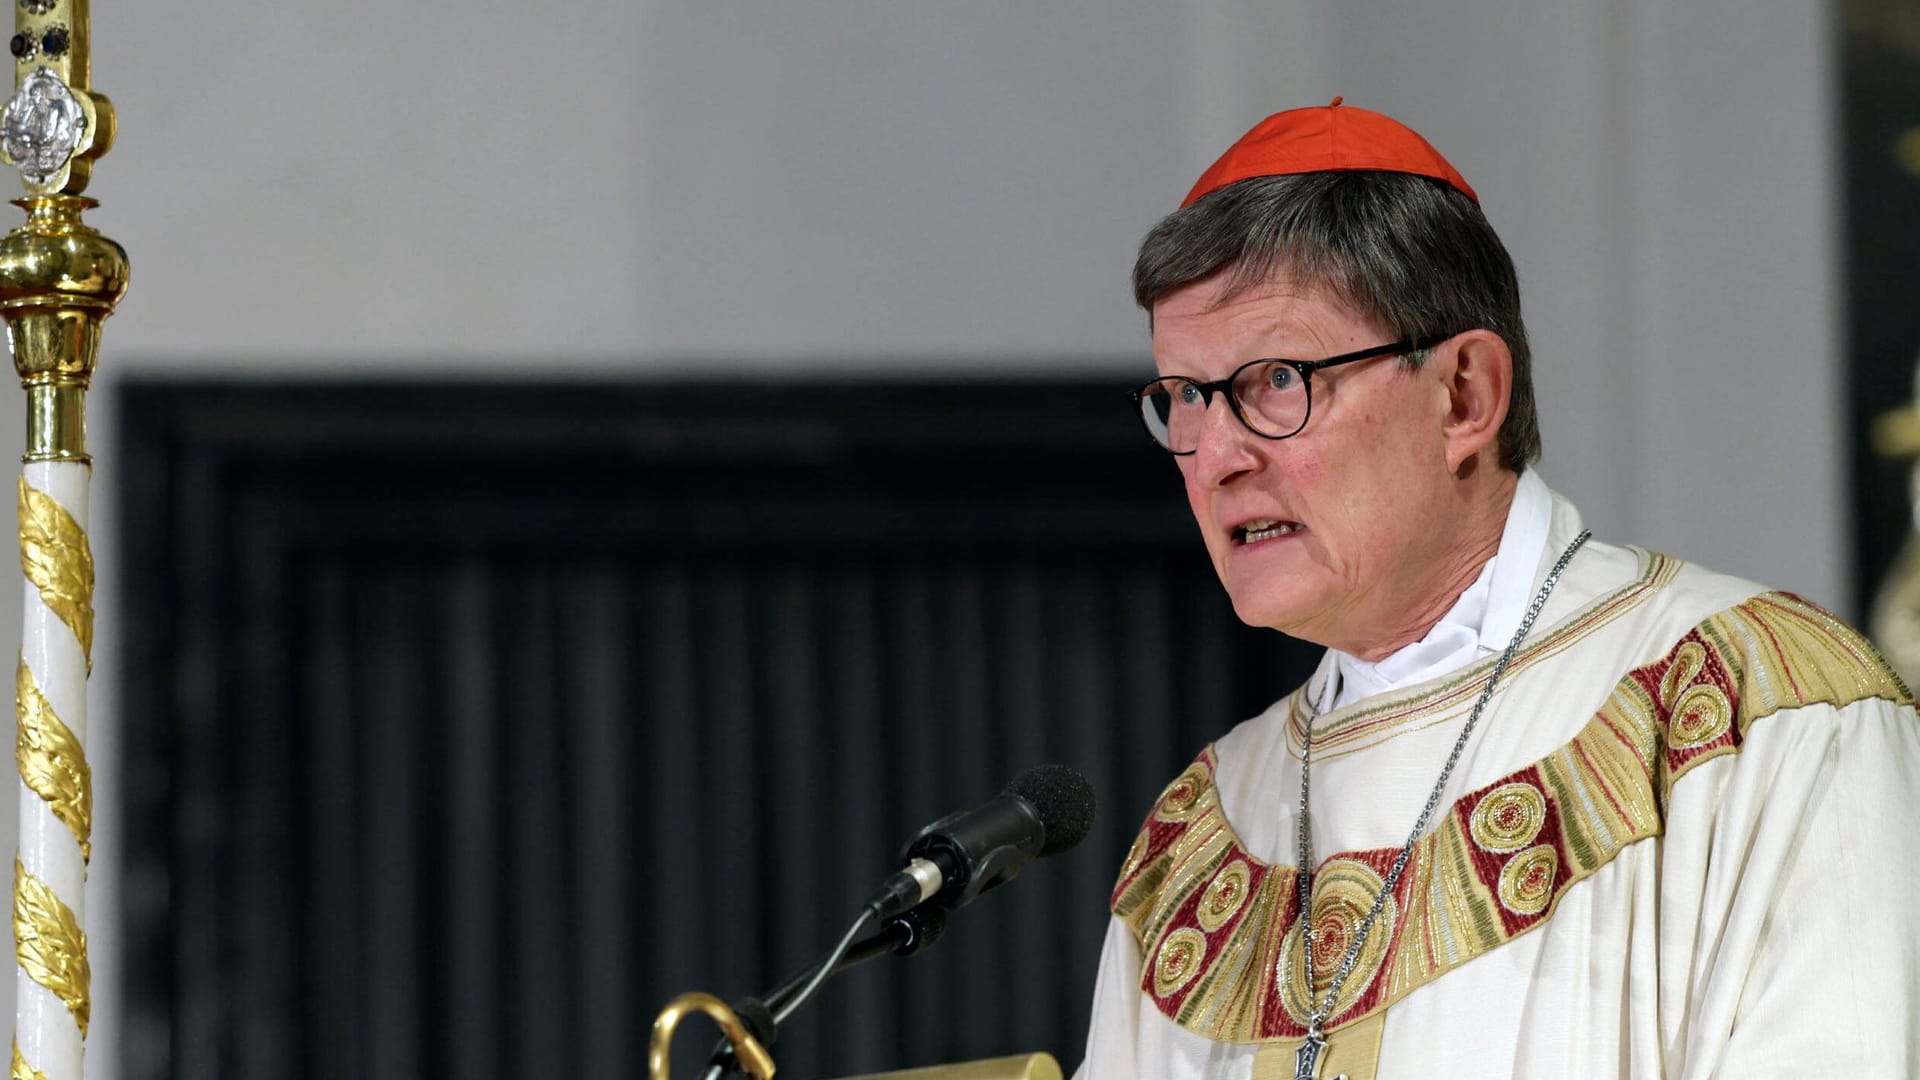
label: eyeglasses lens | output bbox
[1137,363,1309,452]
[1234,362,1308,438]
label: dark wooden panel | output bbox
[116,379,1318,1080]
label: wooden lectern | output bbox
[830,1052,1064,1080]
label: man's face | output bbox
[1151,273,1462,652]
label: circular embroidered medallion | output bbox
[1275,859,1396,1021]
[1498,843,1559,916]
[1153,927,1208,998]
[1469,781,1548,854]
[1660,640,1708,706]
[1196,859,1251,932]
[1670,683,1733,748]
[1155,762,1209,822]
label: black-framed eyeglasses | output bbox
[1129,335,1451,455]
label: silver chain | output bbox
[1294,529,1591,1038]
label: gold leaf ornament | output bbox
[13,859,89,1037]
[10,1040,48,1080]
[17,478,93,671]
[15,657,91,862]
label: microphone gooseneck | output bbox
[707,764,1097,1079]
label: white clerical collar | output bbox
[1314,469,1554,714]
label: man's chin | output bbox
[1227,592,1325,640]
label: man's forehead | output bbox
[1152,275,1360,337]
[1149,276,1388,374]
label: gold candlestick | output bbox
[0,3,126,1077]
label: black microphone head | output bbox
[1005,764,1096,858]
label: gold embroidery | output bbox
[1276,859,1396,1022]
[13,859,88,1037]
[1111,589,1911,1044]
[1662,593,1911,793]
[1468,782,1546,853]
[1119,830,1147,881]
[16,479,93,672]
[10,1041,48,1080]
[1669,683,1732,748]
[1153,928,1207,998]
[1196,860,1250,932]
[1497,845,1558,915]
[15,657,90,863]
[1294,551,1684,758]
[1155,763,1208,822]
[1659,640,1707,704]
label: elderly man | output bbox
[1077,101,1920,1079]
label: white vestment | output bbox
[1076,478,1920,1079]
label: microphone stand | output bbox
[700,906,950,1080]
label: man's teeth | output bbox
[1241,520,1300,543]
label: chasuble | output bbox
[1076,485,1919,1079]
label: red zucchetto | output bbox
[1181,97,1479,208]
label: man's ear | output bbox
[1438,330,1512,473]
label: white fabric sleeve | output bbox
[1662,697,1920,1079]
[1074,915,1144,1080]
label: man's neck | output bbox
[1341,468,1521,663]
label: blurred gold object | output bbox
[1872,360,1920,687]
[1874,402,1920,459]
[648,992,776,1080]
[829,1053,1064,1080]
[1871,534,1920,689]
[1895,127,1920,178]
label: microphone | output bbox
[865,764,1096,919]
[705,768,1092,1079]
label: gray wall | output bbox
[0,1,1846,1072]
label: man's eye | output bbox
[1178,383,1203,406]
[1267,365,1297,391]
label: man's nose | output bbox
[1190,396,1261,489]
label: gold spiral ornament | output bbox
[9,1041,47,1080]
[16,480,91,671]
[11,861,87,1037]
[14,657,89,862]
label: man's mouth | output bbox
[1234,519,1303,544]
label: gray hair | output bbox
[1132,172,1541,471]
